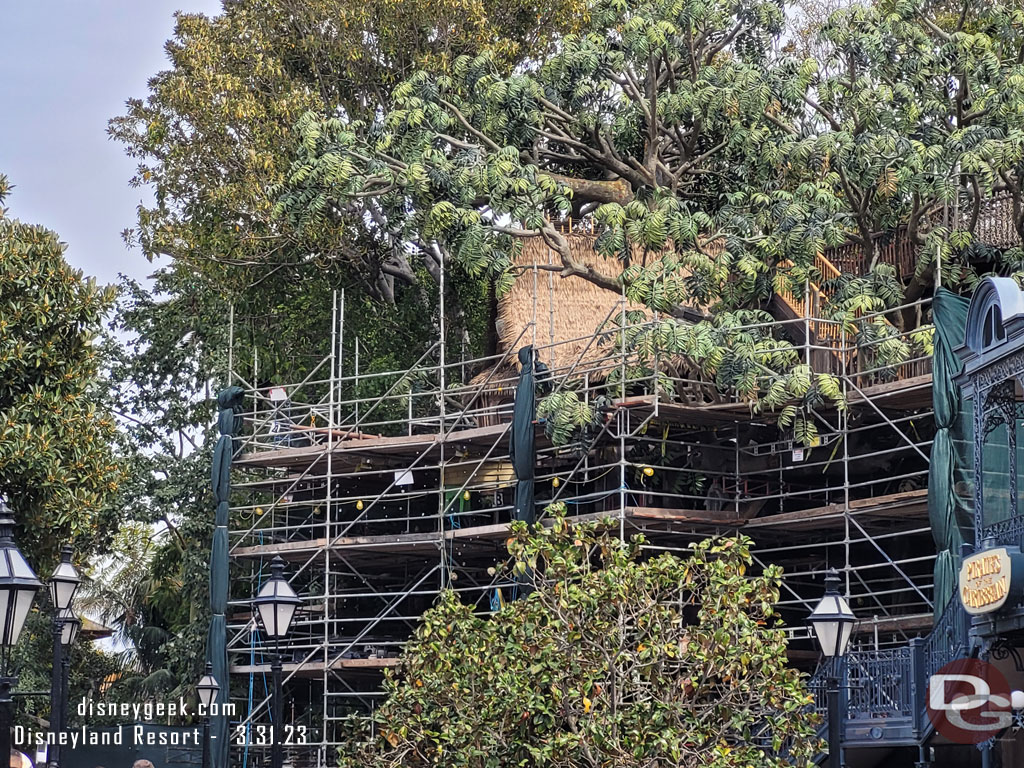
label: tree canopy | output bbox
[344,510,818,768]
[279,0,1024,290]
[109,0,585,311]
[274,0,1024,435]
[104,0,587,698]
[0,176,119,566]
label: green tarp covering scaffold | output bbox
[511,345,538,526]
[929,289,971,614]
[929,287,1024,613]
[208,386,244,768]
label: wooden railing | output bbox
[825,192,1019,279]
[826,234,919,280]
[772,252,935,384]
[774,252,845,345]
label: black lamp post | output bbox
[808,568,856,768]
[58,610,79,648]
[57,607,78,765]
[197,662,220,768]
[0,506,43,766]
[47,547,79,768]
[253,556,301,768]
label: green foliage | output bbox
[77,518,212,701]
[11,607,124,730]
[343,508,818,767]
[104,0,588,709]
[822,265,905,323]
[109,0,582,319]
[276,0,1024,438]
[537,390,597,445]
[0,186,119,566]
[813,1,1024,289]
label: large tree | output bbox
[276,0,853,439]
[0,176,119,566]
[105,0,588,698]
[808,0,1024,297]
[276,0,1024,431]
[109,0,585,310]
[345,509,818,768]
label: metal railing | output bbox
[223,294,940,765]
[808,598,971,750]
[847,647,915,719]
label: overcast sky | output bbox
[0,0,222,287]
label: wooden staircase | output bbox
[773,252,846,375]
[772,252,923,384]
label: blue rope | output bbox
[562,488,623,505]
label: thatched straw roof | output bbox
[495,234,649,378]
[967,193,1020,249]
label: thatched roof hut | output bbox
[463,233,656,425]
[495,234,649,378]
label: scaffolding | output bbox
[221,273,939,766]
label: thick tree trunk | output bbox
[541,173,634,205]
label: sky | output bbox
[0,0,223,287]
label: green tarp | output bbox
[511,346,538,525]
[929,288,1024,612]
[929,289,971,612]
[207,386,244,768]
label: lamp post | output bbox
[197,663,220,768]
[0,506,43,765]
[47,547,79,768]
[57,607,78,764]
[253,556,301,768]
[808,568,856,768]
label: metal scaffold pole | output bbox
[438,244,448,589]
[221,276,941,760]
[322,290,338,765]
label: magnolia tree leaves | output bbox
[0,180,119,566]
[342,508,820,768]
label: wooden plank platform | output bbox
[613,396,755,428]
[231,512,603,561]
[857,612,934,634]
[230,506,748,561]
[628,505,744,525]
[235,421,533,471]
[847,373,932,411]
[232,490,928,561]
[234,371,933,476]
[742,488,928,531]
[615,372,933,429]
[231,656,399,676]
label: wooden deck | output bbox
[231,656,399,676]
[230,507,744,562]
[235,421,530,471]
[847,373,933,411]
[742,488,929,531]
[231,489,927,562]
[234,370,933,477]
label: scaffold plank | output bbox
[230,506,753,561]
[847,373,932,410]
[234,421,540,470]
[742,488,928,530]
[231,657,400,676]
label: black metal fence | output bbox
[808,598,970,748]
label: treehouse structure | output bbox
[217,202,1022,767]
